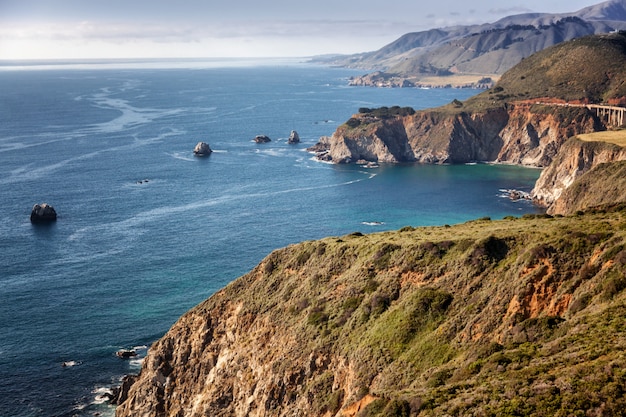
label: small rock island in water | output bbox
[288,130,300,144]
[253,135,271,143]
[193,142,212,156]
[30,203,57,223]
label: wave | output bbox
[0,129,183,185]
[362,221,385,226]
[168,152,196,162]
[66,170,377,246]
[253,148,288,157]
[92,386,114,405]
[86,93,185,134]
[129,357,145,369]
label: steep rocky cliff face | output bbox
[311,103,599,167]
[532,138,626,213]
[549,160,626,215]
[117,209,626,416]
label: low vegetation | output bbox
[468,32,626,108]
[577,130,626,147]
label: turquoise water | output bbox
[0,60,541,416]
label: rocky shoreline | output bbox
[348,72,496,89]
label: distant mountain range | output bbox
[316,0,626,87]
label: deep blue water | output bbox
[0,60,542,416]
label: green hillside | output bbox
[456,31,626,113]
[486,32,626,103]
[198,206,626,416]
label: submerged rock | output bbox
[30,203,57,223]
[193,141,212,156]
[116,349,138,359]
[288,130,300,144]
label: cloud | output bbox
[1,17,407,42]
[0,17,413,59]
[488,7,533,15]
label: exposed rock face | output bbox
[30,203,57,223]
[116,211,626,417]
[288,130,300,144]
[532,138,626,214]
[254,135,271,143]
[311,104,599,166]
[549,160,626,215]
[193,142,212,156]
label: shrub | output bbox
[382,399,411,416]
[406,288,453,334]
[370,293,391,316]
[346,118,361,128]
[468,236,509,268]
[344,296,363,311]
[601,271,626,300]
[528,243,555,262]
[357,398,388,417]
[427,369,453,387]
[372,243,401,269]
[308,306,329,327]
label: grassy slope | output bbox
[198,205,626,416]
[460,32,626,113]
[578,130,626,147]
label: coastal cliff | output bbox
[116,209,626,416]
[114,32,626,417]
[312,31,626,168]
[532,138,626,214]
[311,103,599,166]
[550,160,626,215]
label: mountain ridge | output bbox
[317,0,626,88]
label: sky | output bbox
[0,0,605,60]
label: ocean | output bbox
[0,59,542,417]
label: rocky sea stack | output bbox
[30,203,57,223]
[254,135,271,143]
[288,130,300,144]
[193,141,212,156]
